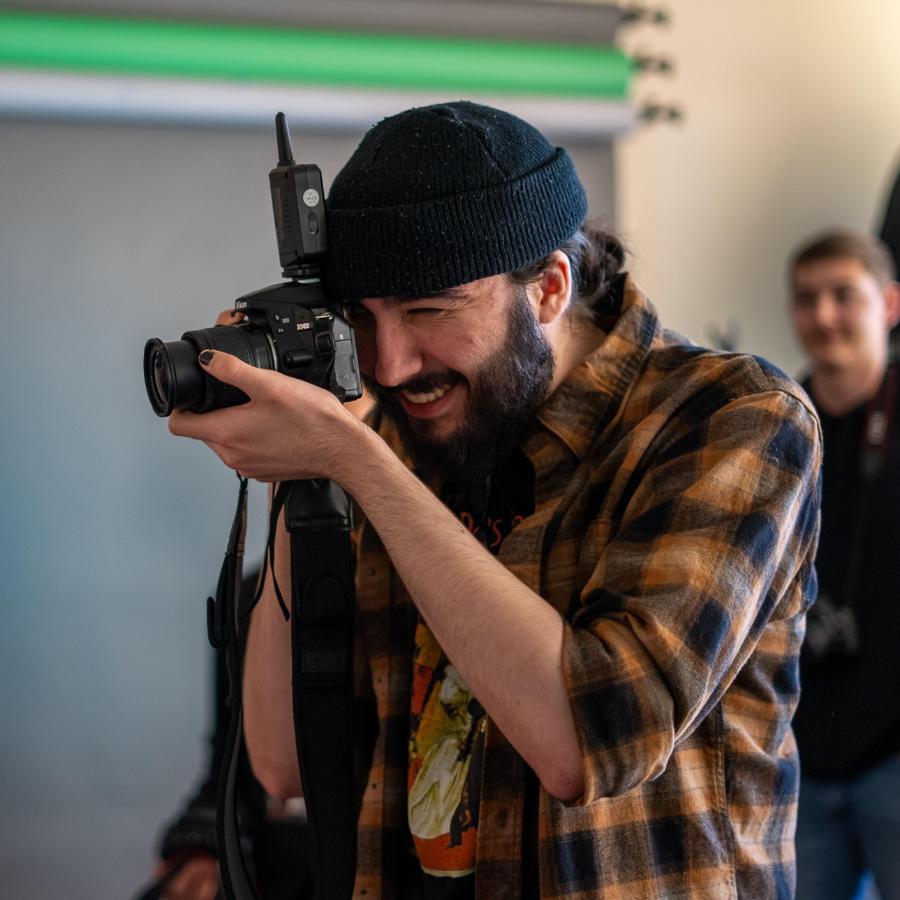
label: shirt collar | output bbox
[534,274,661,462]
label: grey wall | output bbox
[0,117,613,898]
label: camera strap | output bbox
[285,479,358,900]
[207,476,261,900]
[838,362,899,606]
[208,477,358,900]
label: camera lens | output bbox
[143,338,205,417]
[152,351,170,400]
[143,324,276,417]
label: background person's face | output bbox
[790,256,893,371]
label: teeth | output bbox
[401,383,451,404]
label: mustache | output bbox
[364,371,464,401]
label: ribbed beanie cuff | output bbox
[323,101,588,299]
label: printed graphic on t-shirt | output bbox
[407,454,535,882]
[453,508,527,551]
[408,620,485,878]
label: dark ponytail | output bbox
[509,224,626,320]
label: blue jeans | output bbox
[796,753,900,900]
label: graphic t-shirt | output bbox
[406,450,535,898]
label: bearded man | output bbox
[170,102,821,898]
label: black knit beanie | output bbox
[323,101,588,299]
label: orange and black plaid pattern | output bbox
[350,276,821,898]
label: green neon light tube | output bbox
[0,10,631,99]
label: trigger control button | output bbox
[283,349,313,368]
[315,332,334,355]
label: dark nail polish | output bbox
[199,349,214,365]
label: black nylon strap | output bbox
[838,363,899,608]
[209,477,261,900]
[209,477,357,899]
[286,479,358,900]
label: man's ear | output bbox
[884,281,900,329]
[529,251,573,326]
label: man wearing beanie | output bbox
[170,102,821,898]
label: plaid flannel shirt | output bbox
[350,276,821,899]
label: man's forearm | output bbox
[239,409,586,801]
[340,429,585,802]
[243,508,302,799]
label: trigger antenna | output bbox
[275,112,295,165]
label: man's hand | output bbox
[214,308,245,327]
[168,350,366,484]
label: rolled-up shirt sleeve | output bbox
[562,387,821,803]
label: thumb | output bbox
[198,349,269,397]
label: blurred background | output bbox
[0,1,898,897]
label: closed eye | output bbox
[403,296,468,317]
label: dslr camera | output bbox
[144,113,362,417]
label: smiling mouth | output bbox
[400,383,453,405]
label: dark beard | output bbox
[365,288,555,499]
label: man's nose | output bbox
[810,295,838,328]
[373,318,423,388]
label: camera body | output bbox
[233,282,359,400]
[143,113,362,417]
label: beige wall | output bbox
[616,0,900,374]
